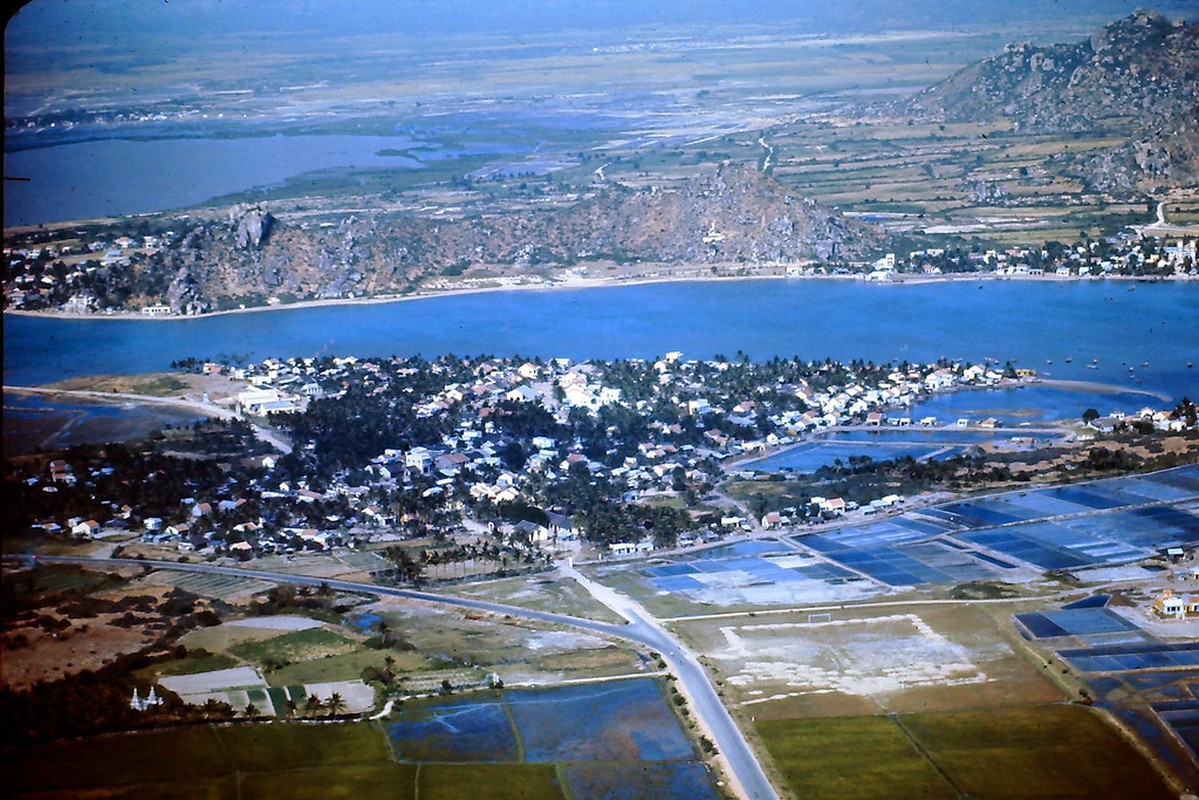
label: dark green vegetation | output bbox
[227,626,360,664]
[4,723,417,799]
[417,764,561,800]
[758,705,1177,800]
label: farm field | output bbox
[5,679,717,800]
[164,590,644,704]
[757,705,1178,800]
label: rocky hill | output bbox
[895,10,1198,193]
[119,163,888,313]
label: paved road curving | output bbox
[18,554,779,799]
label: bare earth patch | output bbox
[722,614,987,706]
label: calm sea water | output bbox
[5,279,1196,400]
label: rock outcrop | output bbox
[893,11,1198,194]
[230,204,274,249]
[112,163,887,312]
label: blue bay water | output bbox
[5,280,1196,402]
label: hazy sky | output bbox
[8,0,1194,46]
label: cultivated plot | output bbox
[758,705,1177,800]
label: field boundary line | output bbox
[889,713,966,799]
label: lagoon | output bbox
[3,391,205,455]
[5,280,1196,402]
[2,134,424,227]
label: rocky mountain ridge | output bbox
[895,10,1198,193]
[126,164,888,313]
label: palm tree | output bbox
[326,693,346,715]
[244,702,260,718]
[304,693,324,716]
[284,696,298,718]
[202,697,230,719]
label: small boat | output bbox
[1065,356,1073,363]
[1046,359,1053,365]
[1188,361,1193,369]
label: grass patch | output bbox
[7,727,230,793]
[228,626,360,665]
[10,565,118,596]
[901,705,1176,799]
[757,715,956,800]
[152,652,242,677]
[759,706,1177,800]
[7,723,410,799]
[130,376,191,396]
[449,575,626,623]
[54,778,239,800]
[416,764,564,800]
[240,764,418,800]
[218,722,391,772]
[265,648,427,687]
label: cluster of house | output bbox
[3,233,172,312]
[204,354,1013,548]
[42,337,1187,565]
[26,350,1012,562]
[1087,406,1194,434]
[5,224,1194,314]
[898,234,1197,278]
[1152,588,1199,620]
[759,493,905,530]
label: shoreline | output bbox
[725,375,1171,472]
[3,384,236,421]
[5,270,1195,324]
[1035,378,1172,403]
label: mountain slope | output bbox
[133,164,887,313]
[895,10,1198,193]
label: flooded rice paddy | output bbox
[384,678,718,799]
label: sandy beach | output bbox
[6,268,1192,324]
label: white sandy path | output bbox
[159,666,266,696]
[224,615,325,631]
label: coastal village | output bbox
[7,6,1199,800]
[2,221,1196,314]
[11,349,1196,573]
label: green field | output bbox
[757,715,955,800]
[241,765,418,800]
[417,764,564,800]
[7,564,119,596]
[5,722,554,799]
[758,705,1176,800]
[148,652,242,678]
[9,694,708,800]
[227,626,360,664]
[264,647,427,686]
